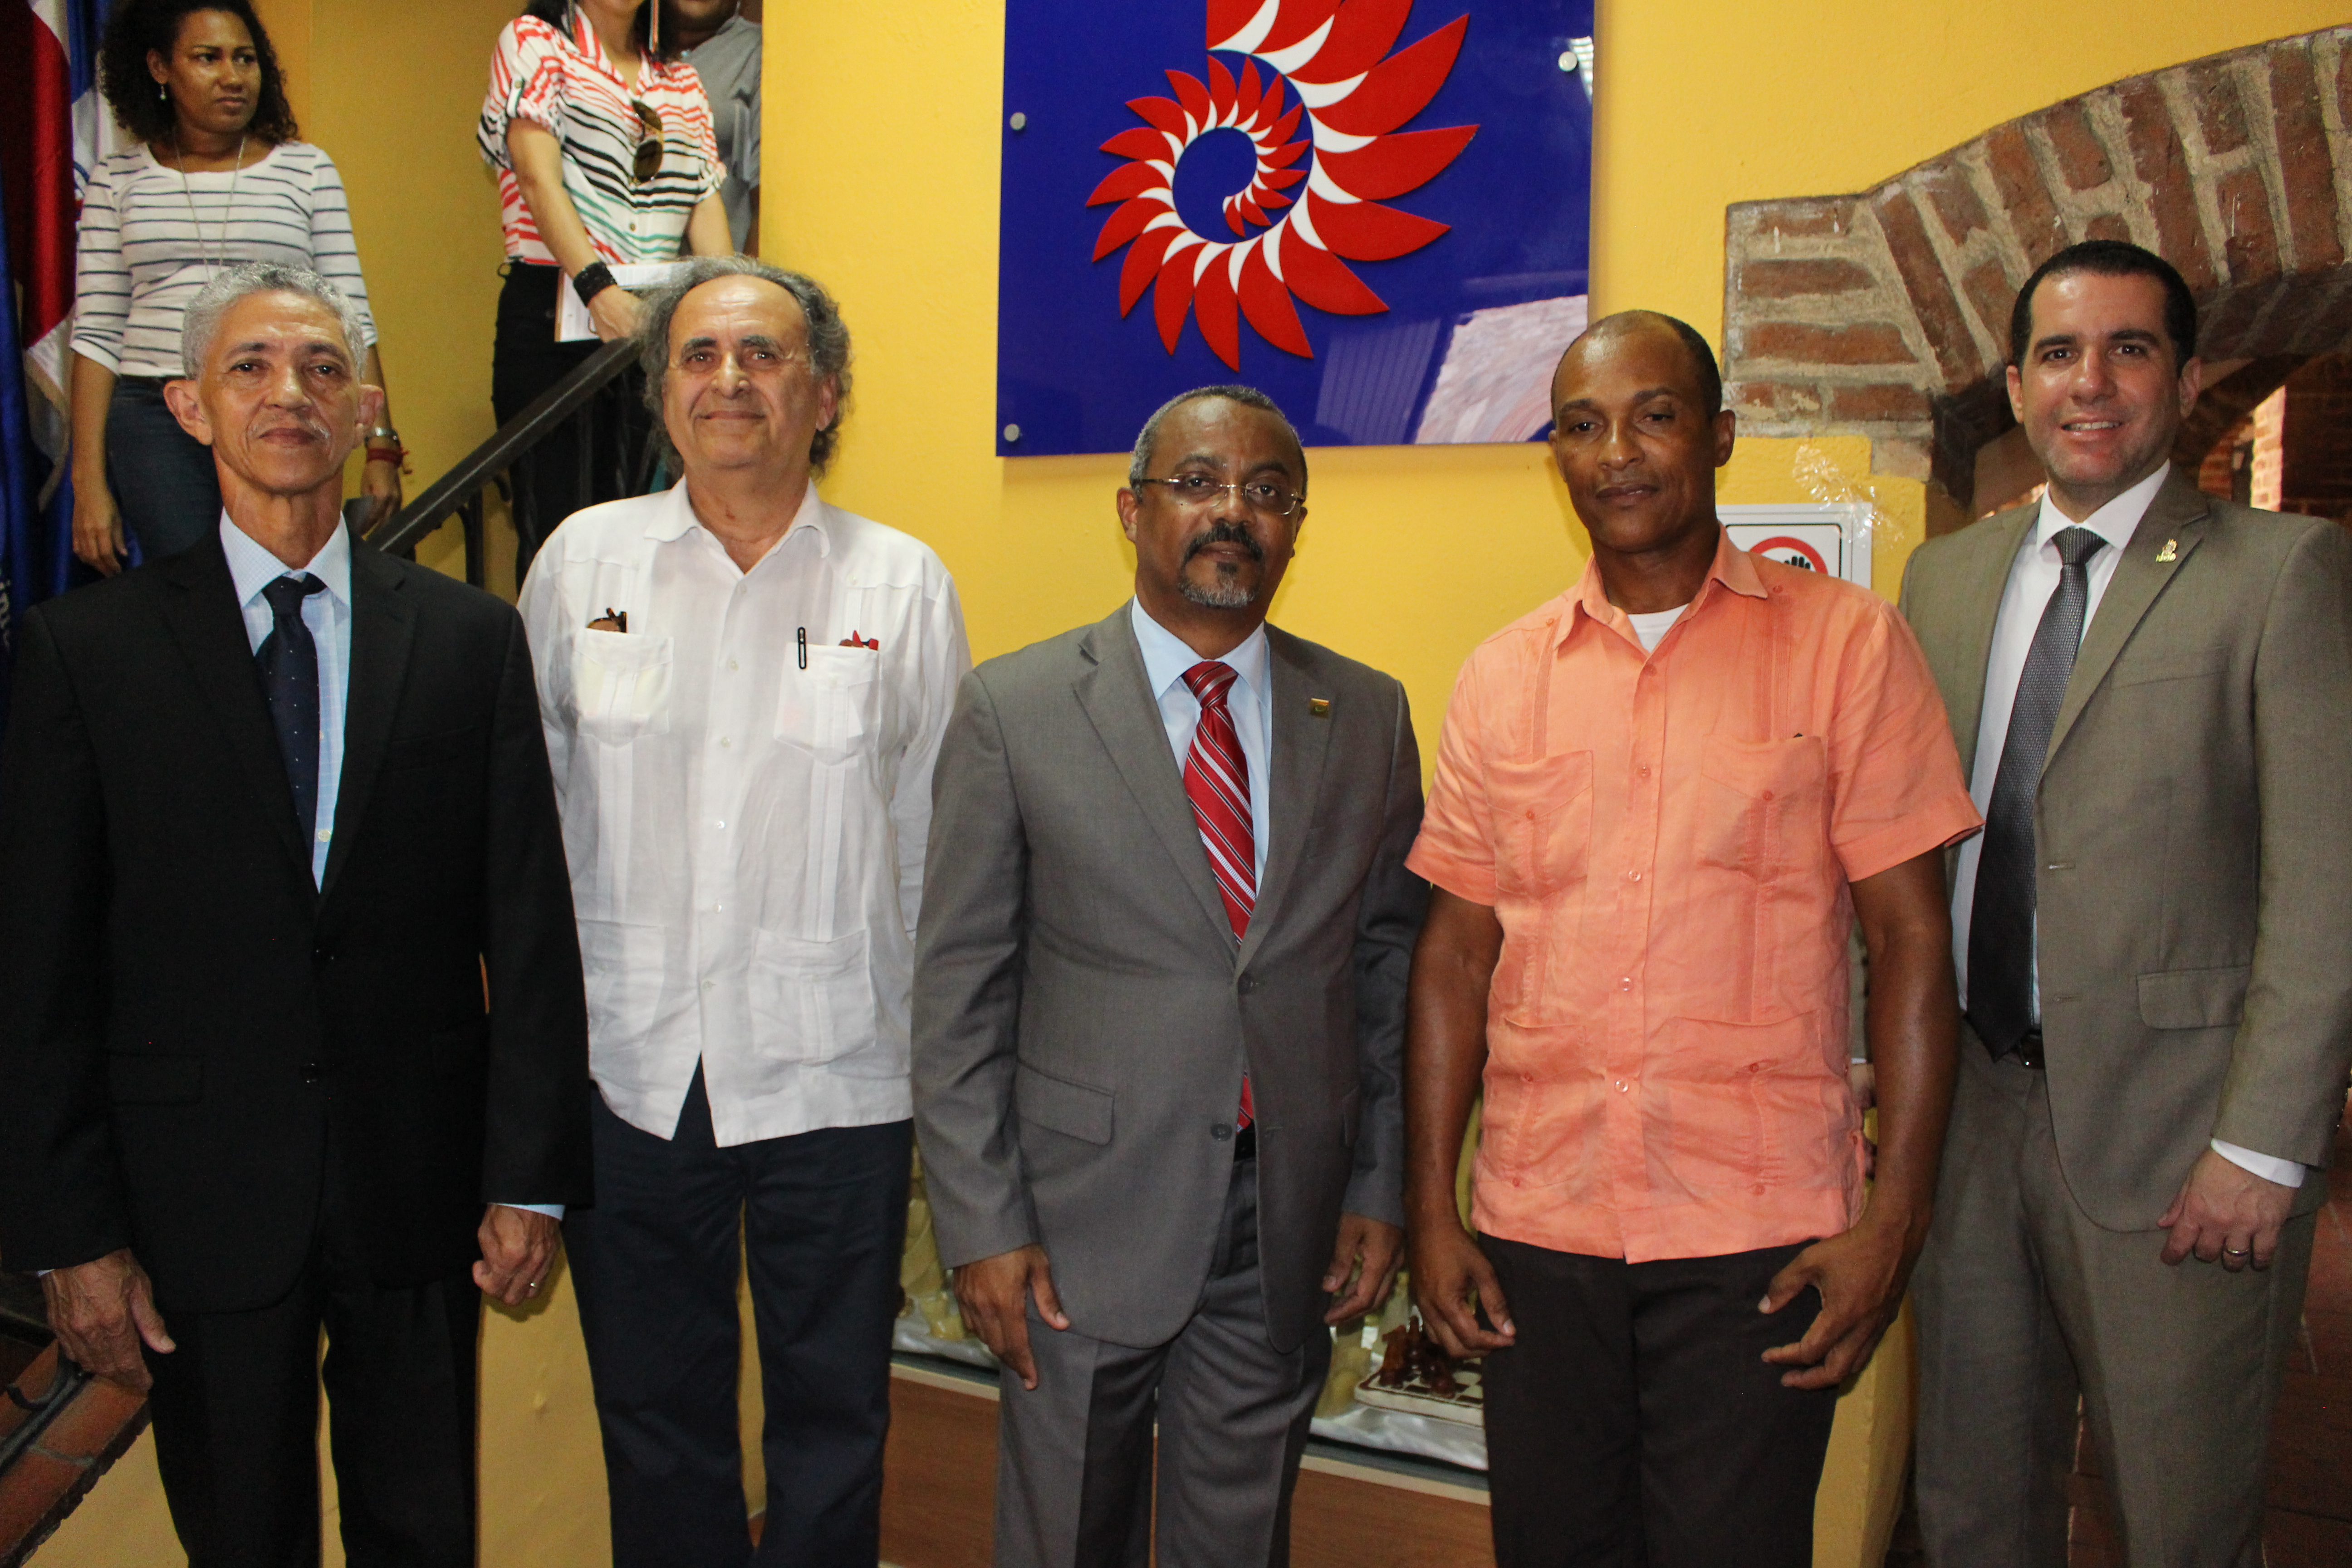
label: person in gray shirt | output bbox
[675,0,761,252]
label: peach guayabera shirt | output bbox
[1408,531,1980,1263]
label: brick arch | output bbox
[1720,26,2352,523]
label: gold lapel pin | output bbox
[1308,697,1331,717]
[2156,538,2179,563]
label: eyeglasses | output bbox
[631,99,663,184]
[1137,475,1304,518]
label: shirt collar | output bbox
[662,478,829,560]
[1561,522,1762,647]
[220,512,352,611]
[1128,598,1270,707]
[2030,461,2169,556]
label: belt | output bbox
[2011,1029,2045,1070]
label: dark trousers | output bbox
[490,261,644,589]
[1480,1235,1838,1568]
[106,375,223,563]
[566,1070,912,1568]
[143,1168,479,1568]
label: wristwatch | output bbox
[365,425,404,462]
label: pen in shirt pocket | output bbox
[797,627,807,670]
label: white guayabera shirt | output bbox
[520,480,970,1146]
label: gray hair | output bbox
[1127,384,1307,493]
[180,262,371,378]
[637,256,853,475]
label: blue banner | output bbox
[997,0,1594,457]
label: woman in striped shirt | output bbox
[70,0,402,574]
[479,0,731,585]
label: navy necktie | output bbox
[257,574,328,860]
[1967,525,2107,1059]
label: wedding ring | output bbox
[526,1281,541,1292]
[2224,1248,2249,1257]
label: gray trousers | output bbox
[993,1156,1330,1568]
[1912,1043,2314,1568]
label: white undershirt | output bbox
[1950,464,2303,1190]
[1627,605,1686,652]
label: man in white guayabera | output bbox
[518,256,970,1568]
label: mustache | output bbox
[1181,519,1264,565]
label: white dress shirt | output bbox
[520,481,970,1147]
[222,514,350,888]
[1949,465,2303,1188]
[1128,598,1272,880]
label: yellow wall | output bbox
[254,0,517,587]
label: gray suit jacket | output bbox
[1901,470,2352,1229]
[912,605,1426,1352]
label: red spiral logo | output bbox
[1087,0,1478,370]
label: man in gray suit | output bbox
[913,385,1426,1568]
[1901,239,2352,1566]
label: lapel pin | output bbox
[2156,538,2178,563]
[1308,697,1331,718]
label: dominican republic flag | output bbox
[1,0,121,657]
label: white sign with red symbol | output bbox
[1720,504,1873,591]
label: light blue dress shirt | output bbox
[1128,598,1272,882]
[221,517,562,1223]
[220,515,350,888]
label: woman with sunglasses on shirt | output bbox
[478,0,731,583]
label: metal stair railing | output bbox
[367,337,659,585]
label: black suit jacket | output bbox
[0,529,593,1313]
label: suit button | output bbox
[301,1062,321,1084]
[1236,976,1258,995]
[1210,1122,1234,1141]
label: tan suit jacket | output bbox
[1901,469,2352,1230]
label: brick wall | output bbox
[1722,26,2352,514]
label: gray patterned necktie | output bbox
[1967,525,2107,1059]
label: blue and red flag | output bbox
[998,0,1595,456]
[2,0,121,653]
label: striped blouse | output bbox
[72,141,379,380]
[477,11,723,267]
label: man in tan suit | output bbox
[1901,239,2352,1566]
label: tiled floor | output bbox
[1888,1119,2352,1567]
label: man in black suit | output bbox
[0,262,593,1566]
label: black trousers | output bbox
[1480,1235,1838,1568]
[143,1169,479,1568]
[566,1070,912,1568]
[489,261,647,588]
[106,375,223,563]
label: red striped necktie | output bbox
[1182,661,1256,1129]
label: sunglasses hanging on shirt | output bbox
[631,98,663,185]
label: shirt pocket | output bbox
[748,926,878,1066]
[573,630,673,743]
[578,918,667,1045]
[774,645,882,763]
[1486,751,1594,901]
[1695,735,1827,878]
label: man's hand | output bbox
[1408,1224,1515,1360]
[474,1205,561,1307]
[952,1244,1068,1391]
[1322,1214,1403,1323]
[2159,1149,2297,1270]
[1759,1210,1914,1390]
[42,1248,174,1392]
